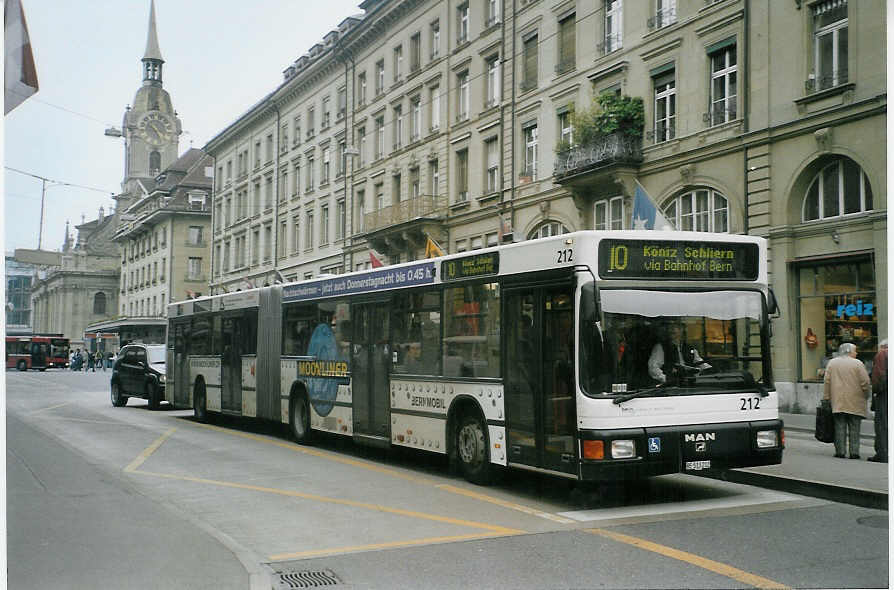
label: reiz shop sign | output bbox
[837,300,874,319]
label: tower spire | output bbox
[141,0,164,85]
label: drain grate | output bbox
[273,568,342,589]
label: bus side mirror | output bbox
[767,288,780,317]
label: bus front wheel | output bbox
[290,392,312,444]
[456,413,493,485]
[193,382,207,423]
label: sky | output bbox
[3,0,365,254]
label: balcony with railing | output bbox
[362,193,447,234]
[553,132,642,183]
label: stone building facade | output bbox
[204,0,885,409]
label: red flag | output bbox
[369,251,383,268]
[5,0,39,115]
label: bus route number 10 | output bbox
[608,244,628,271]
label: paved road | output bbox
[7,370,889,589]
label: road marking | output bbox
[586,528,789,589]
[27,401,70,415]
[124,427,177,473]
[437,484,576,524]
[268,531,513,561]
[559,489,803,522]
[191,420,568,524]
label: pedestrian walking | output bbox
[86,350,95,372]
[823,342,872,459]
[95,350,104,372]
[869,339,887,463]
[80,349,88,371]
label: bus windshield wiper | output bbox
[612,384,667,405]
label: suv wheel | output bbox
[147,383,161,410]
[111,381,127,407]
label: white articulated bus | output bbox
[166,230,783,484]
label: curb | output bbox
[700,469,888,511]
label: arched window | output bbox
[662,188,728,232]
[802,158,873,221]
[527,221,569,240]
[149,150,161,172]
[93,292,107,315]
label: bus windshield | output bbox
[580,288,770,396]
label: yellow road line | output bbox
[124,428,177,473]
[269,531,515,561]
[135,468,523,535]
[586,528,789,589]
[437,484,576,524]
[192,421,569,524]
[28,401,70,415]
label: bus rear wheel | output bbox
[290,392,312,443]
[193,382,207,423]
[16,360,26,371]
[457,413,492,485]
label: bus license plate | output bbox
[685,460,711,471]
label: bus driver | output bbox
[648,321,710,385]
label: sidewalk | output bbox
[704,413,890,510]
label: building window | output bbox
[266,134,274,161]
[522,32,538,91]
[279,221,287,257]
[393,173,402,205]
[336,199,346,240]
[485,138,499,194]
[663,188,728,232]
[457,2,469,45]
[410,33,421,72]
[802,157,873,221]
[558,108,574,147]
[188,257,202,280]
[264,224,272,261]
[429,159,439,195]
[375,182,385,210]
[357,127,367,167]
[409,167,420,199]
[430,20,440,59]
[375,116,385,159]
[292,216,300,253]
[188,226,203,246]
[149,151,161,173]
[812,1,848,91]
[394,105,403,149]
[265,176,274,209]
[337,87,347,120]
[523,123,538,180]
[604,0,623,54]
[456,149,468,202]
[321,147,330,185]
[411,96,422,141]
[356,190,365,232]
[797,256,876,382]
[93,292,106,315]
[393,45,403,83]
[320,204,329,246]
[322,97,331,130]
[709,44,737,126]
[375,60,385,95]
[485,56,500,107]
[357,72,367,105]
[527,221,569,240]
[557,13,576,74]
[337,140,346,178]
[650,0,676,29]
[653,69,676,143]
[306,155,315,190]
[457,71,469,121]
[430,85,441,131]
[594,196,625,230]
[251,229,260,264]
[486,0,500,26]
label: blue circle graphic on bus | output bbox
[305,323,348,417]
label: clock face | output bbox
[137,112,175,146]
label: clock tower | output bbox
[120,0,181,200]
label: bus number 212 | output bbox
[557,248,574,263]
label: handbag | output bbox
[815,400,834,443]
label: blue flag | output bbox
[631,182,673,230]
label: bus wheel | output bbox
[147,383,161,410]
[457,413,492,485]
[16,360,26,371]
[290,392,312,444]
[193,382,207,423]
[111,381,127,407]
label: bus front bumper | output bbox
[577,419,784,482]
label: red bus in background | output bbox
[5,334,70,370]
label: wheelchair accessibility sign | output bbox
[648,437,661,453]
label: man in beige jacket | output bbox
[823,342,872,459]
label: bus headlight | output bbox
[611,439,636,459]
[756,430,778,448]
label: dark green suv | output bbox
[110,344,167,409]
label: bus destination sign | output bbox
[598,239,759,281]
[441,252,499,282]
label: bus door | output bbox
[30,341,47,370]
[351,299,391,440]
[505,285,577,475]
[172,320,191,407]
[220,315,243,412]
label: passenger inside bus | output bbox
[647,321,711,385]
